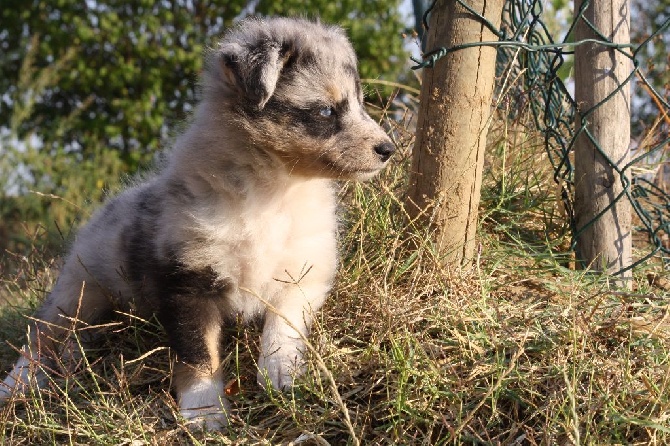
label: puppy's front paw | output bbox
[256,346,304,391]
[181,407,229,431]
[178,377,230,431]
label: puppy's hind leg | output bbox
[0,266,113,404]
[0,325,48,403]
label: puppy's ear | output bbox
[218,40,288,111]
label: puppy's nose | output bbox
[374,141,396,162]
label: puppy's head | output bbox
[205,17,395,181]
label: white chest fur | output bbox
[179,177,338,318]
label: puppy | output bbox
[0,17,394,429]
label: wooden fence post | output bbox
[405,0,504,267]
[574,0,632,284]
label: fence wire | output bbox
[413,0,670,275]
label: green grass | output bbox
[2,114,670,445]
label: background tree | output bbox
[405,0,504,267]
[0,0,248,169]
[573,0,632,283]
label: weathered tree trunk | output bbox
[405,0,504,267]
[574,0,632,284]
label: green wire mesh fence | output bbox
[412,0,670,274]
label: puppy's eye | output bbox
[318,106,335,118]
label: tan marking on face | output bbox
[325,83,343,103]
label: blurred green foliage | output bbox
[630,0,669,134]
[0,0,248,164]
[254,0,406,81]
[0,0,407,261]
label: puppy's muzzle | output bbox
[374,142,396,162]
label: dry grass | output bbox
[2,114,670,445]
